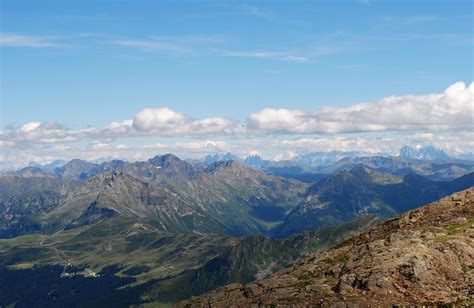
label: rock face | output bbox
[181,188,474,306]
[399,145,449,160]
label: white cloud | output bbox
[111,39,191,53]
[19,122,42,133]
[247,108,308,133]
[0,33,60,47]
[247,82,474,134]
[104,119,133,134]
[3,122,82,144]
[284,55,309,62]
[215,49,309,62]
[90,142,109,150]
[128,108,234,136]
[110,35,224,55]
[0,108,234,145]
[133,108,188,131]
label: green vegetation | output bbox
[444,218,474,235]
[0,215,376,305]
[0,218,233,284]
[321,253,348,266]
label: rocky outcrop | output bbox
[181,188,474,306]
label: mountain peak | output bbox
[148,153,182,166]
[203,152,238,164]
[27,161,42,168]
[204,159,241,172]
[13,166,53,178]
[148,154,196,180]
[243,154,268,169]
[58,159,98,179]
[64,158,89,166]
[348,164,372,176]
[399,145,449,160]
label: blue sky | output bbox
[0,0,473,167]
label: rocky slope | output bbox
[60,172,229,234]
[182,187,474,306]
[170,160,308,235]
[141,215,378,303]
[0,155,308,238]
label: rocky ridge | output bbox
[181,187,474,306]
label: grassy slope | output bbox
[0,215,378,305]
[0,217,234,284]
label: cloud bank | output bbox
[1,82,473,168]
[246,81,473,134]
[2,82,472,145]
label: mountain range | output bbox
[202,146,474,182]
[0,155,308,238]
[15,146,474,185]
[274,166,474,237]
[2,153,473,240]
[0,152,473,306]
[399,145,450,160]
[201,146,455,170]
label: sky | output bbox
[0,0,473,168]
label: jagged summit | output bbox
[243,154,269,169]
[204,159,244,173]
[399,145,450,160]
[202,153,238,164]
